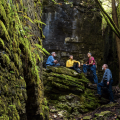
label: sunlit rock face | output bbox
[42,1,104,80]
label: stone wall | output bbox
[42,0,104,80]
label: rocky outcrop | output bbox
[82,102,120,120]
[42,0,104,80]
[43,66,101,119]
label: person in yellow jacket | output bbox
[66,55,81,73]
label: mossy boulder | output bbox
[94,111,114,119]
[43,66,101,119]
[47,66,79,76]
[95,111,112,117]
[83,115,92,120]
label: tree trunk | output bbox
[95,0,120,38]
[112,0,120,85]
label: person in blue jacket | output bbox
[97,64,114,103]
[46,52,60,68]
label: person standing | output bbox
[82,53,98,84]
[46,52,60,68]
[66,55,81,73]
[96,64,114,103]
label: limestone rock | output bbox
[57,111,65,118]
[46,66,78,76]
[43,68,100,118]
[101,102,119,108]
[53,114,57,118]
[50,109,58,113]
[65,37,71,42]
[83,115,92,120]
[95,111,112,117]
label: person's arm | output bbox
[87,57,94,65]
[106,69,111,85]
[74,60,80,67]
[66,60,69,67]
[54,60,58,63]
[88,60,93,65]
[50,56,57,63]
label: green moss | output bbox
[47,66,79,76]
[47,76,84,90]
[52,81,70,89]
[0,0,49,119]
[0,20,10,41]
[43,98,48,106]
[44,69,100,117]
[0,38,4,48]
[14,53,19,66]
[0,115,9,120]
[56,102,72,113]
[2,54,10,66]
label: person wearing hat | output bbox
[66,55,81,73]
[46,52,60,68]
[82,53,98,84]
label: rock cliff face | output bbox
[0,0,48,119]
[42,0,104,80]
[43,66,103,119]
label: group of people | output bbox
[46,52,114,103]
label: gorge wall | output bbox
[42,0,104,80]
[0,0,49,120]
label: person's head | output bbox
[87,52,92,58]
[69,55,73,60]
[51,52,56,57]
[102,64,108,70]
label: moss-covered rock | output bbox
[0,0,49,119]
[101,102,119,108]
[83,115,92,120]
[95,111,112,117]
[47,66,79,76]
[43,66,100,118]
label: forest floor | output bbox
[49,86,120,120]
